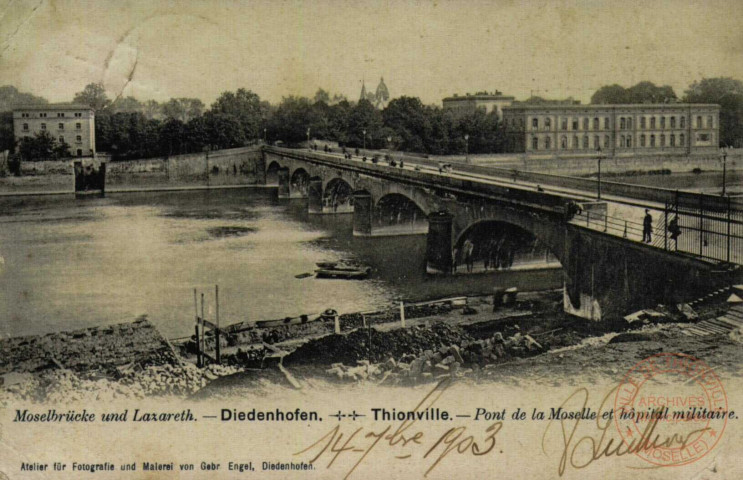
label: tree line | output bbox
[2,77,743,161]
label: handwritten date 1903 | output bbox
[294,380,502,479]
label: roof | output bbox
[13,103,93,111]
[443,95,515,102]
[502,103,720,111]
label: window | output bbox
[76,123,81,130]
[604,117,610,129]
[604,135,610,148]
[573,135,579,148]
[544,118,551,130]
[660,134,665,146]
[670,116,676,128]
[670,134,675,146]
[696,116,702,128]
[650,134,656,147]
[41,123,46,130]
[627,135,632,147]
[680,133,685,146]
[583,135,589,149]
[620,117,626,130]
[21,113,29,118]
[74,112,82,118]
[561,118,567,130]
[640,117,646,129]
[76,135,82,143]
[583,118,589,130]
[545,137,551,149]
[593,135,599,148]
[532,118,538,129]
[59,135,64,143]
[561,136,567,149]
[22,123,28,131]
[651,117,656,129]
[708,116,713,128]
[40,113,47,118]
[593,118,599,130]
[58,123,64,130]
[572,119,578,130]
[627,118,632,129]
[57,113,65,118]
[641,134,646,147]
[660,117,665,129]
[532,137,538,150]
[620,135,625,147]
[680,116,685,128]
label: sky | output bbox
[1,0,742,107]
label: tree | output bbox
[159,118,185,156]
[111,96,143,113]
[142,100,162,120]
[590,84,629,104]
[684,77,743,147]
[17,131,68,160]
[382,96,431,152]
[73,83,110,111]
[313,88,331,105]
[210,89,263,141]
[205,112,246,149]
[347,99,383,148]
[162,98,204,122]
[185,116,209,152]
[626,81,676,104]
[269,96,315,144]
[0,85,48,111]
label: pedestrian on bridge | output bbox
[643,209,653,243]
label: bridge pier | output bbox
[277,167,290,199]
[426,211,453,274]
[352,191,373,236]
[308,178,323,214]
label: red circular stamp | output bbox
[613,353,728,467]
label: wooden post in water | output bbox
[200,293,206,365]
[193,289,201,367]
[215,285,221,364]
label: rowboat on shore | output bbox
[315,264,372,280]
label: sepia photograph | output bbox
[1,0,742,478]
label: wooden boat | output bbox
[315,265,372,279]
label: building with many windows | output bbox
[442,91,516,120]
[13,103,95,157]
[502,104,720,155]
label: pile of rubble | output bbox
[0,363,241,404]
[318,324,547,383]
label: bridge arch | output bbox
[290,168,310,197]
[453,219,562,273]
[322,177,355,213]
[266,160,282,185]
[374,193,429,234]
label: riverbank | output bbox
[3,288,740,404]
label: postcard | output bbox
[1,1,742,479]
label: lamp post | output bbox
[721,146,728,196]
[387,135,392,151]
[596,145,604,200]
[307,128,311,150]
[464,134,470,163]
[264,128,267,144]
[363,129,367,150]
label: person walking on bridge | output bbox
[643,209,653,243]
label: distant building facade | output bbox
[442,91,515,120]
[502,104,720,155]
[13,103,95,157]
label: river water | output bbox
[0,189,562,339]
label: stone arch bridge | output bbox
[264,146,734,323]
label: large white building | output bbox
[502,103,720,155]
[13,103,95,157]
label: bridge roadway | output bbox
[270,146,738,264]
[265,146,740,322]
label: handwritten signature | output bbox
[294,379,502,479]
[542,387,710,476]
